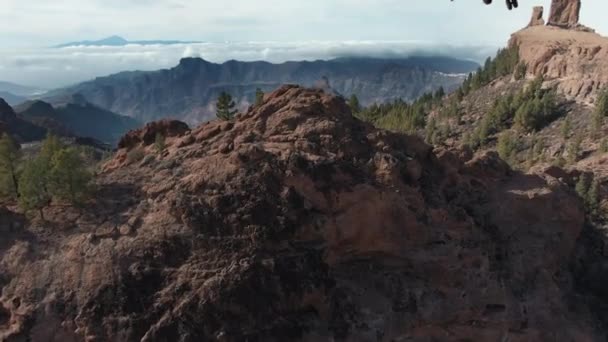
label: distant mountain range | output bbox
[0,92,26,106]
[45,56,479,124]
[0,94,140,145]
[0,98,47,143]
[0,81,47,106]
[54,35,202,48]
[0,81,45,96]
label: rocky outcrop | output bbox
[528,6,545,27]
[117,119,189,149]
[1,86,603,341]
[511,25,608,104]
[547,0,581,28]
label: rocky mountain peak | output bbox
[548,0,581,28]
[0,98,16,122]
[3,85,604,340]
[528,6,545,27]
[513,0,607,104]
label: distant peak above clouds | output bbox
[54,35,203,48]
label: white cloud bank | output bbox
[0,41,496,89]
[1,0,607,88]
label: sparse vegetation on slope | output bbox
[0,133,93,217]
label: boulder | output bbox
[117,119,190,149]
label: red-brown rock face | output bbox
[511,24,608,104]
[0,86,601,341]
[548,0,581,28]
[117,119,190,149]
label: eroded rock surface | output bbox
[117,119,190,149]
[0,86,603,341]
[548,0,581,28]
[528,6,545,27]
[511,25,608,104]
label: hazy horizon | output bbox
[2,0,607,89]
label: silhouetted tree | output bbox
[348,94,361,114]
[255,88,265,107]
[154,133,166,155]
[587,179,601,216]
[561,117,572,139]
[216,92,237,121]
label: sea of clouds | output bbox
[0,41,496,90]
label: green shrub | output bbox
[497,130,517,163]
[567,135,583,163]
[0,134,21,200]
[127,148,145,164]
[154,133,166,155]
[514,63,527,81]
[600,138,608,153]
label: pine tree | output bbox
[567,135,582,163]
[19,157,51,219]
[592,110,604,137]
[255,88,265,107]
[348,94,362,114]
[0,134,21,199]
[216,92,237,121]
[533,138,546,162]
[514,63,527,81]
[561,117,572,139]
[601,138,608,154]
[434,87,445,101]
[40,134,63,166]
[576,174,589,200]
[587,179,601,216]
[597,88,608,118]
[425,118,437,144]
[49,147,91,205]
[497,130,517,164]
[154,133,166,155]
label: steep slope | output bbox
[15,98,141,145]
[511,25,608,105]
[0,92,26,106]
[44,56,479,124]
[387,2,608,179]
[3,86,607,341]
[0,98,47,142]
[0,81,44,97]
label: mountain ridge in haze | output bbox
[14,96,141,145]
[0,92,26,106]
[0,81,46,97]
[45,55,479,124]
[54,35,203,48]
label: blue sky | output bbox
[0,0,607,88]
[3,0,607,46]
